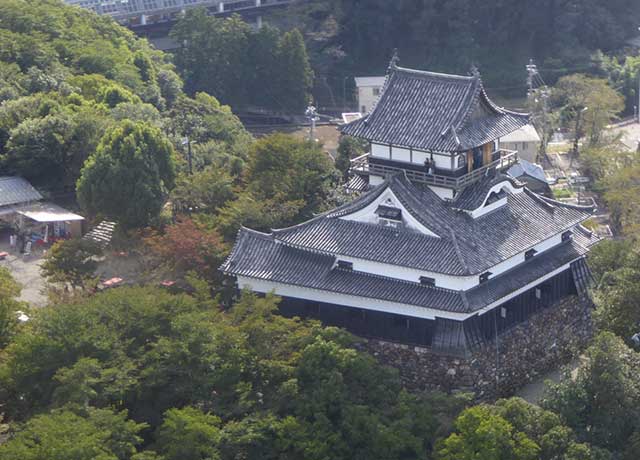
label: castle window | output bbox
[373,87,381,96]
[479,272,492,284]
[561,230,573,242]
[376,205,402,221]
[525,249,537,260]
[337,260,353,270]
[419,276,436,287]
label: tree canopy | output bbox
[171,10,313,112]
[77,120,176,228]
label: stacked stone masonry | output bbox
[358,295,592,399]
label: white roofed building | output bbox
[499,124,541,163]
[0,177,84,248]
[354,76,386,115]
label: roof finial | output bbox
[388,49,399,71]
[469,63,480,78]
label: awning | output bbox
[16,202,84,223]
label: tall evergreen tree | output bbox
[276,29,314,112]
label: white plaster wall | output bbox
[369,175,385,186]
[412,150,429,165]
[391,146,411,162]
[501,141,540,163]
[340,188,440,237]
[334,232,565,291]
[237,276,467,320]
[357,87,381,114]
[430,152,453,169]
[371,143,390,159]
[237,257,581,321]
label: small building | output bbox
[507,160,551,196]
[0,176,84,250]
[354,76,386,114]
[499,124,541,163]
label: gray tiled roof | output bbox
[508,160,547,183]
[221,227,588,314]
[0,176,42,207]
[452,173,522,211]
[341,65,529,152]
[270,174,593,276]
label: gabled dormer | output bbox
[452,175,524,218]
[338,187,440,237]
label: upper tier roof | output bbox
[341,64,529,152]
[229,174,596,277]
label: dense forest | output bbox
[269,0,640,105]
[1,1,640,459]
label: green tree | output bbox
[436,405,539,460]
[3,109,107,188]
[245,133,336,220]
[276,29,313,112]
[171,167,236,215]
[335,135,367,179]
[41,239,103,288]
[543,333,640,452]
[77,120,176,229]
[0,267,23,348]
[552,75,624,151]
[0,407,145,460]
[154,407,222,460]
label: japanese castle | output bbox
[221,60,598,355]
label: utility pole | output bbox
[181,136,193,175]
[526,59,537,98]
[305,105,318,142]
[526,59,551,163]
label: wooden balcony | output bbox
[350,150,518,191]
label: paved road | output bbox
[0,249,48,307]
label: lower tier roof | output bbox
[221,228,589,315]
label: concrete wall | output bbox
[358,85,383,114]
[502,140,539,163]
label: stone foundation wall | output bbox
[358,295,593,399]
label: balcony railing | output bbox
[350,150,518,191]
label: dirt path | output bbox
[516,357,582,404]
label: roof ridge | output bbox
[272,179,390,234]
[454,76,484,131]
[448,227,470,275]
[393,65,475,81]
[524,188,595,213]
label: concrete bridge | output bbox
[64,0,294,30]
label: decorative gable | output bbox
[339,188,440,237]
